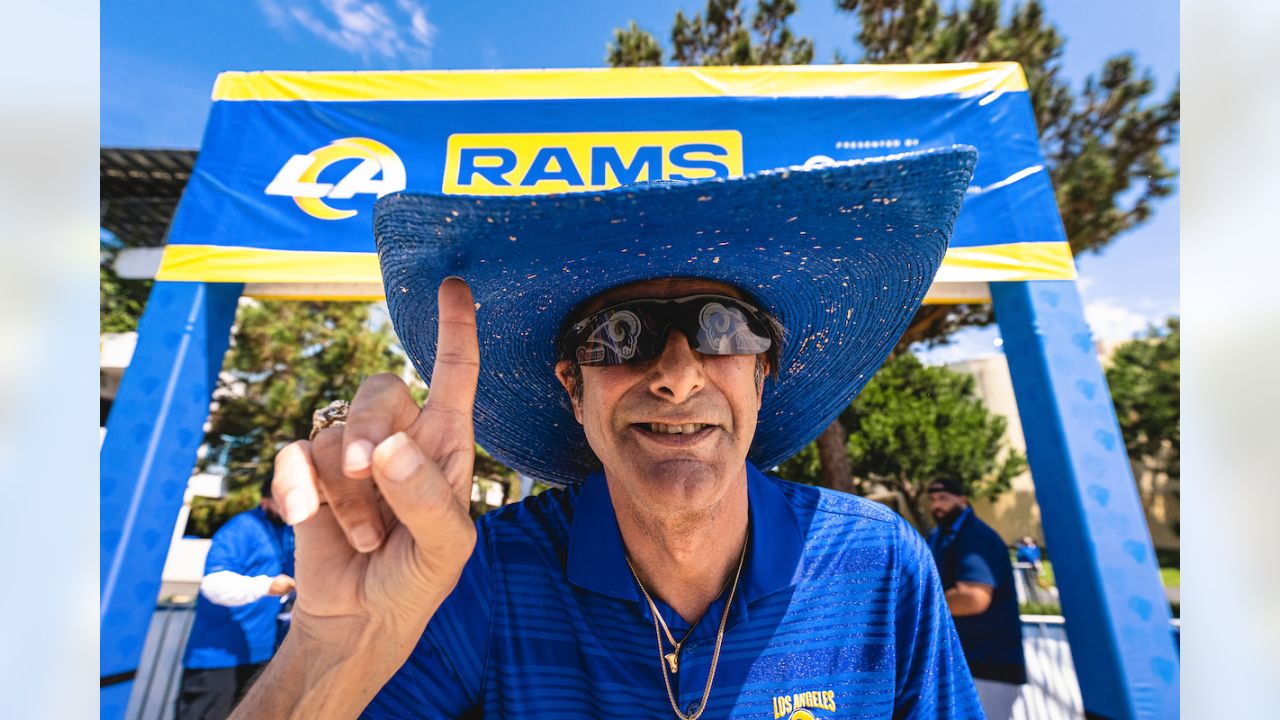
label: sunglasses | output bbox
[558,294,776,367]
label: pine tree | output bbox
[608,0,813,67]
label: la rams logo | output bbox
[265,137,406,220]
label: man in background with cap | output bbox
[233,149,985,718]
[927,476,1028,719]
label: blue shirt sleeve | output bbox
[952,525,998,586]
[891,518,983,719]
[361,522,495,719]
[954,533,998,588]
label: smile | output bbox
[630,422,719,446]
[646,422,713,434]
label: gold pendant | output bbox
[664,651,679,674]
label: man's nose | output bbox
[648,331,705,403]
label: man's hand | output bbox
[268,574,296,596]
[944,581,994,617]
[240,278,480,718]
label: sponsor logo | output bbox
[772,689,837,719]
[442,130,743,195]
[265,137,406,220]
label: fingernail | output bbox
[344,439,374,474]
[380,433,422,483]
[282,489,308,525]
[351,524,382,553]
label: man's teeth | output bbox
[647,422,709,434]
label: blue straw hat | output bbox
[375,146,976,486]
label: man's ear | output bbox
[554,359,585,423]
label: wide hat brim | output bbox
[375,145,977,486]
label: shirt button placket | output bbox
[680,642,700,717]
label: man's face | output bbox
[928,490,967,527]
[555,278,768,518]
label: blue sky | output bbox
[101,0,1179,359]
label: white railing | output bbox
[1013,561,1059,606]
[1019,616,1085,719]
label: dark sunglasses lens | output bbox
[568,296,771,366]
[572,308,648,365]
[692,300,772,355]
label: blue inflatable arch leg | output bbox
[992,280,1179,720]
[100,281,242,720]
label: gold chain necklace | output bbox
[625,537,749,720]
[651,607,697,674]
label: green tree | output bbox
[185,300,408,536]
[838,0,1180,347]
[607,20,663,67]
[99,237,151,334]
[608,0,813,67]
[1105,317,1179,482]
[776,353,1026,528]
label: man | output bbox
[1014,536,1042,570]
[926,477,1028,719]
[235,147,983,718]
[178,477,296,719]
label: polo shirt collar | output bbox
[566,463,806,605]
[566,469,639,602]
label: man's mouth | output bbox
[644,422,714,435]
[630,421,719,445]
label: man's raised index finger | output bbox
[426,277,480,416]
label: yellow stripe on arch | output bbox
[933,241,1076,284]
[156,245,384,284]
[212,64,1028,103]
[156,239,1074,301]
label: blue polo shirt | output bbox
[365,465,980,718]
[183,507,295,670]
[1015,544,1041,565]
[928,507,1027,684]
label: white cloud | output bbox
[1084,298,1156,341]
[258,0,438,66]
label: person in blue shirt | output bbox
[177,477,295,719]
[926,477,1028,719]
[232,150,984,718]
[1014,537,1041,567]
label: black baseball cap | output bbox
[926,477,967,497]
